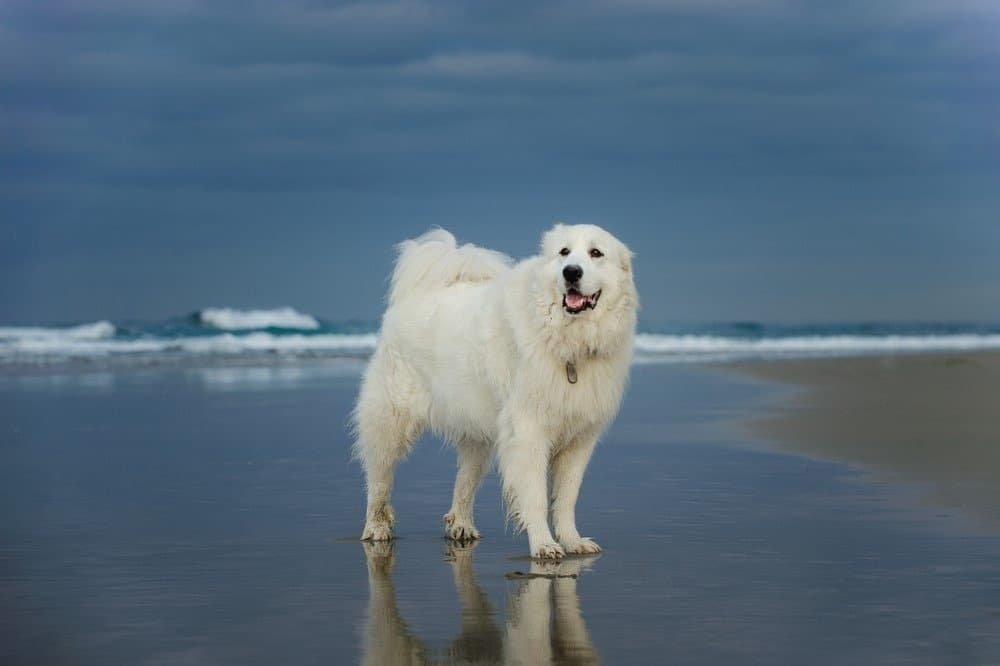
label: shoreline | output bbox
[3,345,999,376]
[726,351,1000,534]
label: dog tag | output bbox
[566,361,578,384]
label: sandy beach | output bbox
[2,356,1000,664]
[733,352,1000,533]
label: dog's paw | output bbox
[562,537,602,554]
[443,512,481,542]
[361,521,394,542]
[361,503,395,541]
[532,542,566,560]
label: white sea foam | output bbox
[0,332,378,363]
[634,333,1000,359]
[176,332,377,354]
[3,327,1000,367]
[197,307,320,330]
[0,321,116,341]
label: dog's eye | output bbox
[589,248,604,258]
[559,248,570,256]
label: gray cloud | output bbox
[1,0,998,323]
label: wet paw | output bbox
[533,542,566,559]
[443,512,481,542]
[562,537,602,554]
[361,503,395,541]
[361,521,394,542]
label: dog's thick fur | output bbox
[352,224,637,559]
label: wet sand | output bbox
[2,360,1000,664]
[732,352,1000,532]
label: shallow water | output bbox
[2,364,999,664]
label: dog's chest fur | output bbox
[519,350,629,445]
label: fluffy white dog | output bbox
[352,224,637,559]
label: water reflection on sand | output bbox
[362,542,598,665]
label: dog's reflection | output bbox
[361,541,599,665]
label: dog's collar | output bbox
[566,348,601,384]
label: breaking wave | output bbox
[0,320,116,342]
[196,307,320,330]
[633,332,1000,362]
[2,311,999,371]
[0,332,376,360]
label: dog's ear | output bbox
[541,223,566,255]
[619,248,634,273]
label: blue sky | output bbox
[2,0,998,326]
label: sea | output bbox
[5,308,1000,664]
[2,306,1000,373]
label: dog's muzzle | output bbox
[563,288,601,314]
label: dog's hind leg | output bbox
[444,440,490,542]
[352,350,428,541]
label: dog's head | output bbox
[540,223,636,319]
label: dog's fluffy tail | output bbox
[388,228,513,305]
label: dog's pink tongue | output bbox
[565,291,587,309]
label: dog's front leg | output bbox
[551,430,602,554]
[497,412,564,559]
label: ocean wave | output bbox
[634,333,1000,358]
[0,332,377,363]
[3,316,1000,370]
[196,307,320,330]
[0,321,116,341]
[176,332,376,354]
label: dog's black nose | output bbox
[562,265,583,282]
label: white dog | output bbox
[352,224,637,559]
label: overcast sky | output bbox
[2,0,998,326]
